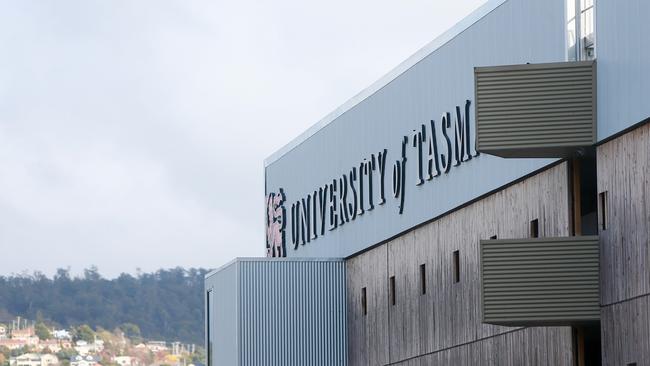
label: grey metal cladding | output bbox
[204,261,239,366]
[480,236,600,326]
[475,61,596,158]
[235,258,347,366]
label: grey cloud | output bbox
[0,0,485,277]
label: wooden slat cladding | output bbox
[481,236,600,326]
[601,295,650,366]
[347,162,573,365]
[598,122,650,305]
[475,61,596,158]
[387,327,572,366]
[346,246,390,366]
[598,122,650,365]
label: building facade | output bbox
[206,0,650,365]
[10,354,59,366]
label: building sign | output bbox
[265,190,286,257]
[266,100,479,257]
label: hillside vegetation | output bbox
[0,267,208,344]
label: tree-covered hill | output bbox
[0,267,208,344]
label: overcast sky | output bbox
[0,0,486,278]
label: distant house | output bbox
[112,356,138,366]
[73,340,104,356]
[37,339,62,353]
[9,353,59,366]
[11,328,35,340]
[0,338,29,350]
[144,341,167,353]
[52,330,71,340]
[70,355,100,366]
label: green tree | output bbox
[74,325,95,343]
[0,346,10,361]
[56,347,77,361]
[0,267,208,344]
[10,346,29,357]
[191,347,206,365]
[35,322,51,340]
[118,323,141,342]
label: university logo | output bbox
[266,189,286,257]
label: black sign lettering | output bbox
[441,112,453,173]
[318,185,328,236]
[366,156,375,211]
[328,180,338,231]
[348,168,358,220]
[311,190,318,241]
[280,99,480,253]
[426,120,441,179]
[412,127,425,186]
[454,100,472,165]
[338,175,350,225]
[377,149,387,204]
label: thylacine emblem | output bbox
[266,189,286,257]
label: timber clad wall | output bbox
[475,61,596,158]
[481,236,600,326]
[601,296,650,366]
[346,162,574,365]
[598,123,650,365]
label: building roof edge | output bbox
[264,0,509,167]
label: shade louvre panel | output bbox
[474,61,596,158]
[480,236,600,326]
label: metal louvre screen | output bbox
[480,236,600,326]
[475,61,596,158]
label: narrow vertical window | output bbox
[567,0,596,60]
[453,250,460,283]
[419,264,426,295]
[581,0,595,59]
[566,0,577,61]
[206,290,213,366]
[599,191,608,231]
[361,287,367,316]
[530,219,539,238]
[389,276,396,305]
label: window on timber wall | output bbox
[389,276,396,305]
[453,251,460,283]
[420,264,426,295]
[361,287,367,316]
[599,191,608,231]
[530,219,539,238]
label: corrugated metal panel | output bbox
[475,62,596,158]
[206,258,347,366]
[205,262,239,366]
[239,259,347,366]
[481,236,600,326]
